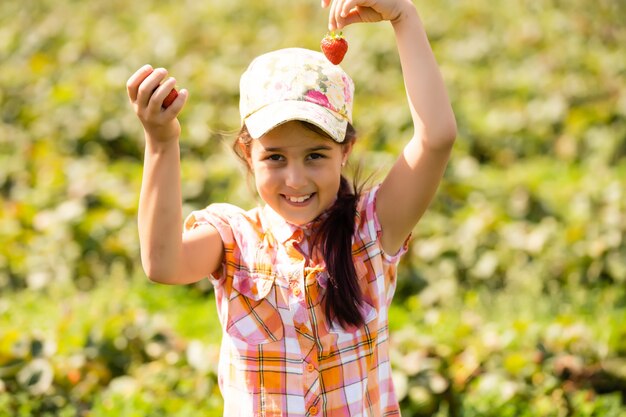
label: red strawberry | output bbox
[162,88,178,108]
[321,32,348,65]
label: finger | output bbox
[339,10,365,28]
[340,0,360,18]
[163,88,189,116]
[341,2,383,27]
[136,68,168,107]
[334,2,352,30]
[321,0,331,8]
[328,0,341,31]
[336,2,360,30]
[148,76,177,111]
[126,64,153,102]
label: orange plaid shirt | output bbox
[184,185,408,416]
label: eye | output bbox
[266,154,284,161]
[307,153,325,160]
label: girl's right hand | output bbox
[126,64,188,144]
[322,0,414,31]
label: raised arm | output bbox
[127,65,224,284]
[327,0,457,254]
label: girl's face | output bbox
[248,121,351,225]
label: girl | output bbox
[126,0,456,415]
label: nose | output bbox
[284,163,308,189]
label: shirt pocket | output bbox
[327,300,378,340]
[226,270,284,345]
[314,298,379,362]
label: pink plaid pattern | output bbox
[184,185,408,416]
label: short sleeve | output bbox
[355,184,411,264]
[183,203,245,286]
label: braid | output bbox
[315,175,364,329]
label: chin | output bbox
[284,214,315,226]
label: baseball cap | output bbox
[239,48,354,143]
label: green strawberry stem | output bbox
[326,31,343,39]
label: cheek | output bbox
[320,168,342,194]
[328,161,343,180]
[252,167,275,192]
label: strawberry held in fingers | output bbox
[321,31,348,65]
[162,88,179,108]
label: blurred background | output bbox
[1,0,625,415]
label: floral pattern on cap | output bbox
[240,48,354,142]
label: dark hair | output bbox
[233,122,364,329]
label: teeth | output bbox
[286,194,311,203]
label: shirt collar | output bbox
[262,204,329,245]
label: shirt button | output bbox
[306,363,315,373]
[309,405,318,415]
[293,287,301,297]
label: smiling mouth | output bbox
[284,194,313,203]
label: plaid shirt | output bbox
[184,185,408,416]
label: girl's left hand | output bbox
[322,0,413,31]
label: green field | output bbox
[0,0,625,415]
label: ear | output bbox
[341,140,353,166]
[238,141,254,172]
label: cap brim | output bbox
[244,100,347,143]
